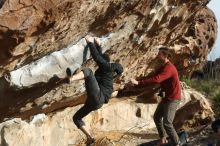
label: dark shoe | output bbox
[66,67,72,77]
[86,138,95,146]
[4,73,13,86]
[50,74,62,83]
[63,77,71,84]
[66,67,79,77]
[51,75,70,84]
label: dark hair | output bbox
[159,47,171,58]
[102,53,110,62]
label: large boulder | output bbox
[0,0,217,122]
[0,85,213,146]
[174,83,214,130]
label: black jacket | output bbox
[87,42,123,103]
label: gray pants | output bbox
[153,100,180,145]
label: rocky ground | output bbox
[73,126,217,146]
[108,127,217,146]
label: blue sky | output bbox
[208,0,220,60]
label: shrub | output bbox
[213,92,220,116]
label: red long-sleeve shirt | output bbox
[138,62,181,102]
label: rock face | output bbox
[174,83,214,130]
[0,0,217,122]
[0,87,213,146]
[0,0,217,144]
[0,0,217,76]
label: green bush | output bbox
[179,76,192,86]
[213,92,220,115]
[180,77,218,96]
[200,82,213,95]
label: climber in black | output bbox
[65,35,123,145]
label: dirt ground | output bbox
[73,125,219,146]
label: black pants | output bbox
[73,68,104,128]
[153,100,180,145]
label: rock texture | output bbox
[0,0,218,145]
[0,0,217,122]
[0,0,217,75]
[0,87,214,146]
[174,83,214,130]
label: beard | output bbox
[156,57,165,64]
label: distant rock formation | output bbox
[203,58,220,79]
[191,57,220,79]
